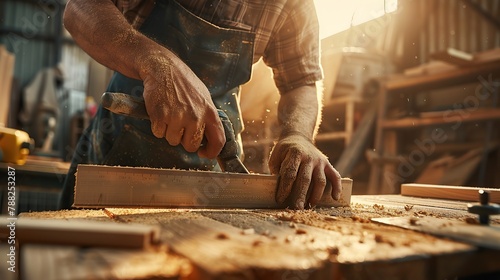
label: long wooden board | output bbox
[401,183,500,203]
[73,165,352,208]
[0,216,160,249]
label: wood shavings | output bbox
[252,240,263,247]
[261,230,271,236]
[404,205,414,211]
[351,216,371,223]
[324,216,338,222]
[374,234,395,246]
[241,228,255,235]
[373,204,385,211]
[327,246,339,255]
[295,229,307,235]
[216,233,229,240]
[464,217,479,224]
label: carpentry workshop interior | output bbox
[1,0,500,279]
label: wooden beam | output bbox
[73,165,352,208]
[0,216,160,249]
[401,183,500,203]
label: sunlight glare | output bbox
[314,0,398,39]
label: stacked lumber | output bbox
[0,45,15,126]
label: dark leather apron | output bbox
[59,0,255,209]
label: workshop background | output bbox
[1,0,500,214]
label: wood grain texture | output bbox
[21,244,189,280]
[73,165,352,208]
[401,183,500,203]
[19,195,500,280]
[0,216,160,249]
[88,207,476,280]
[372,216,500,250]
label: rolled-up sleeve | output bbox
[262,0,323,94]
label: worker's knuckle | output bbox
[314,176,327,186]
[281,167,297,181]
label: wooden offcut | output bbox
[401,183,500,203]
[0,45,15,126]
[73,164,352,208]
[0,216,160,249]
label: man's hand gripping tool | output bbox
[101,92,249,174]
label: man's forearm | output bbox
[277,84,322,141]
[64,0,166,80]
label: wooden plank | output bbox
[109,209,334,279]
[20,200,500,280]
[382,108,500,129]
[383,50,500,94]
[0,45,15,126]
[21,244,188,280]
[430,48,475,66]
[0,156,70,175]
[0,216,160,249]
[73,165,352,208]
[401,183,500,203]
[103,208,474,280]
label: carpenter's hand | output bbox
[140,51,225,158]
[269,134,342,209]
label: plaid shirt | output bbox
[112,0,322,93]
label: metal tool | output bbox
[101,92,249,174]
[467,190,500,225]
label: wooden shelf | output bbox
[0,156,70,175]
[368,48,500,194]
[382,108,500,129]
[315,131,348,141]
[382,49,500,94]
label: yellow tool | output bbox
[0,127,32,165]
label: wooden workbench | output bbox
[6,195,500,280]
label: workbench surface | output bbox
[7,195,500,280]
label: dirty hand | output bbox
[269,134,342,209]
[139,50,225,158]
